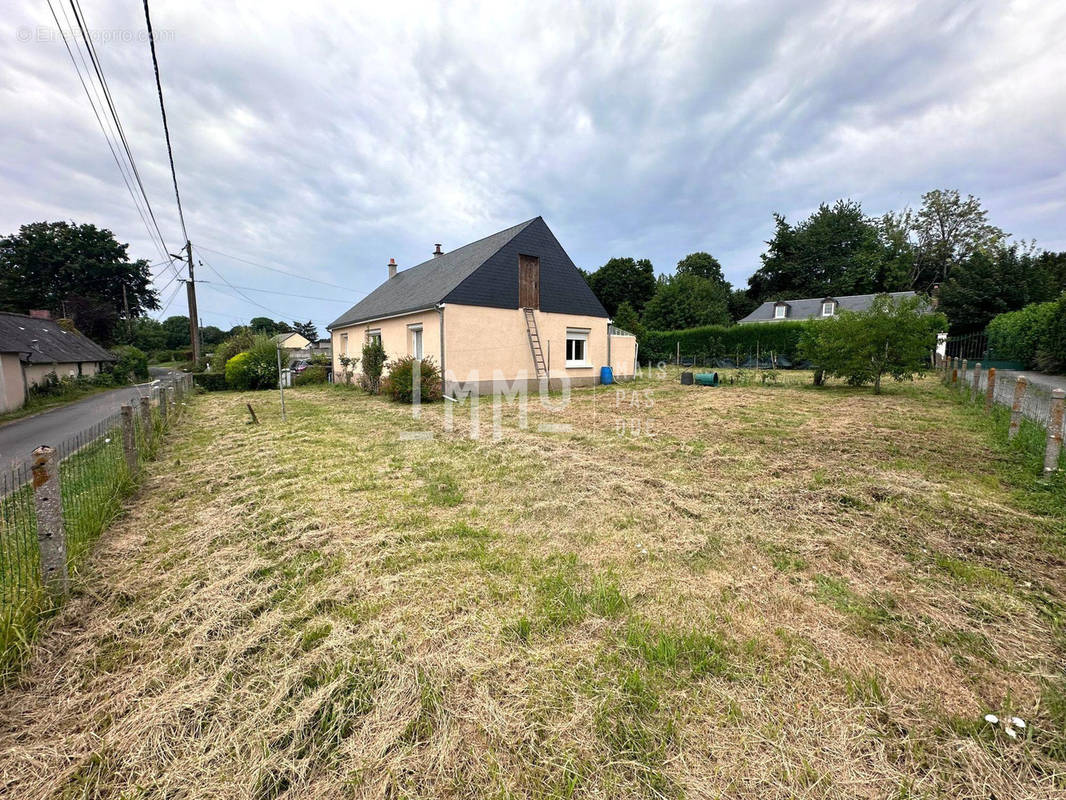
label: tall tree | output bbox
[675,252,725,284]
[0,221,158,343]
[162,315,191,349]
[291,320,319,341]
[586,257,657,317]
[937,243,1043,332]
[642,274,731,330]
[910,189,1006,290]
[747,200,891,303]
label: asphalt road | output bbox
[0,369,178,473]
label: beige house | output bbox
[273,331,312,359]
[0,311,116,413]
[328,218,637,394]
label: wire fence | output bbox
[0,373,192,681]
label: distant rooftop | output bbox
[738,291,920,324]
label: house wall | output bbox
[23,361,100,386]
[331,308,442,381]
[609,334,637,378]
[0,353,25,413]
[442,303,608,392]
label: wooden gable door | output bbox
[519,254,540,309]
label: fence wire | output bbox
[0,373,191,680]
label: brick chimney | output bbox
[433,243,444,258]
[29,310,51,320]
[388,257,397,279]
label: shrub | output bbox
[110,345,149,383]
[639,321,810,364]
[224,335,286,390]
[361,338,387,394]
[383,356,443,403]
[192,372,227,391]
[986,300,1058,368]
[225,352,254,390]
[1035,294,1066,372]
[799,294,946,393]
[294,365,329,386]
[310,352,331,366]
[213,329,256,368]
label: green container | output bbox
[694,372,719,386]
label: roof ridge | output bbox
[398,217,537,273]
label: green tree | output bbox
[162,315,191,349]
[611,300,644,338]
[747,200,891,303]
[586,257,657,316]
[675,252,725,284]
[361,337,387,394]
[937,244,1035,332]
[0,221,158,343]
[910,189,1006,290]
[249,317,291,335]
[642,274,730,330]
[201,326,226,347]
[727,288,759,322]
[799,294,945,393]
[291,320,318,341]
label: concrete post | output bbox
[972,363,982,403]
[960,359,968,393]
[985,367,996,412]
[1045,389,1064,475]
[1008,377,1027,440]
[121,404,136,474]
[139,395,151,432]
[31,445,69,597]
[159,386,168,423]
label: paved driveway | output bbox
[0,370,180,473]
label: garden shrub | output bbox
[361,338,387,394]
[213,329,256,368]
[1035,294,1066,372]
[383,356,443,403]
[294,365,329,386]
[986,300,1058,367]
[224,335,285,390]
[639,321,810,364]
[225,352,253,390]
[110,345,149,383]
[192,372,228,391]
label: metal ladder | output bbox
[523,307,547,378]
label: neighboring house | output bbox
[0,310,116,413]
[274,331,312,361]
[309,338,332,359]
[328,217,637,393]
[738,291,920,324]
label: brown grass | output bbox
[1,371,1064,799]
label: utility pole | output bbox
[184,240,200,363]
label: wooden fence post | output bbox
[985,367,996,412]
[1008,377,1027,439]
[121,404,136,474]
[30,445,69,597]
[972,363,982,402]
[1045,389,1064,475]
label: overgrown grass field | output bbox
[1,372,1063,798]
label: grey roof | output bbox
[328,219,537,329]
[738,291,920,323]
[0,312,115,363]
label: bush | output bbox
[1035,294,1066,372]
[224,335,285,390]
[213,329,256,369]
[294,365,329,386]
[310,352,331,366]
[110,345,149,383]
[383,356,443,403]
[361,337,387,394]
[799,294,946,393]
[192,372,227,391]
[986,294,1064,371]
[639,321,810,364]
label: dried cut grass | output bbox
[1,374,1064,799]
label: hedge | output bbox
[639,321,812,363]
[192,372,227,391]
[986,298,1060,369]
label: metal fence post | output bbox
[1008,376,1027,439]
[985,367,996,412]
[972,363,982,403]
[121,404,137,474]
[1045,389,1064,475]
[30,445,69,597]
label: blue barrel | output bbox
[600,366,614,385]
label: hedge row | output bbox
[986,294,1066,371]
[192,372,227,391]
[639,321,812,363]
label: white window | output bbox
[340,332,349,355]
[774,305,787,319]
[367,329,382,345]
[409,324,423,359]
[822,301,836,317]
[565,328,590,368]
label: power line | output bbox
[142,0,189,245]
[157,277,185,316]
[194,244,363,293]
[198,257,293,319]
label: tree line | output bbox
[583,189,1065,334]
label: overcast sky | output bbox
[3,1,1064,333]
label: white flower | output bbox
[1005,726,1018,739]
[104,438,111,443]
[1011,717,1026,729]
[984,714,999,724]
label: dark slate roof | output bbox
[0,312,116,363]
[738,291,919,323]
[328,219,537,329]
